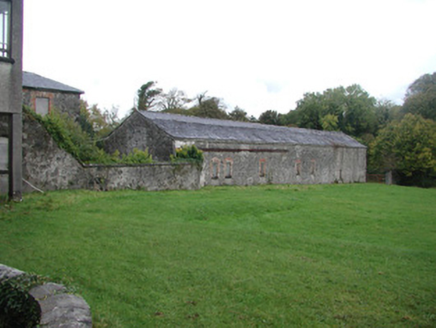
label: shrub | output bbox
[0,275,42,328]
[24,106,153,165]
[170,145,204,166]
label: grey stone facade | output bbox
[22,71,83,120]
[102,111,367,187]
[20,113,201,193]
[103,111,174,160]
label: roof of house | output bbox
[138,110,366,148]
[22,71,84,94]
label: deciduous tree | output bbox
[370,114,436,187]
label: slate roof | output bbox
[138,111,366,148]
[22,72,84,94]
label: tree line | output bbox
[82,72,436,187]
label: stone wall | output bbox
[182,141,366,187]
[18,114,201,193]
[23,88,81,120]
[0,264,92,327]
[102,110,174,161]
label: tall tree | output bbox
[292,84,377,138]
[229,106,249,122]
[402,72,436,121]
[188,92,228,119]
[136,81,162,111]
[370,114,436,187]
[258,110,282,125]
[158,88,192,112]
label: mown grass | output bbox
[0,184,435,327]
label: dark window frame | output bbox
[0,0,12,61]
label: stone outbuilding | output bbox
[103,111,367,186]
[22,71,84,120]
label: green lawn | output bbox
[1,184,435,327]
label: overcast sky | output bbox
[23,0,436,118]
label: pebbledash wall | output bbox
[19,113,201,193]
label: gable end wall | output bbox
[102,111,174,161]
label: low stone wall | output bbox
[20,114,201,193]
[0,264,92,328]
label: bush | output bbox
[24,106,153,165]
[170,145,204,166]
[0,275,41,328]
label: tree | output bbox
[292,84,377,138]
[229,106,249,122]
[136,81,162,110]
[258,110,282,125]
[187,92,228,119]
[78,100,120,139]
[402,72,436,121]
[370,114,436,187]
[158,88,192,112]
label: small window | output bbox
[225,159,233,178]
[35,97,50,116]
[259,159,266,177]
[295,160,301,176]
[211,158,220,179]
[0,1,11,58]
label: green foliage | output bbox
[78,100,120,139]
[258,109,283,125]
[228,106,249,122]
[118,148,153,164]
[292,84,377,138]
[370,114,436,187]
[136,81,162,111]
[402,72,436,121]
[170,145,204,165]
[23,106,152,165]
[188,93,228,119]
[0,274,42,328]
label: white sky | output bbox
[23,0,436,119]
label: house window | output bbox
[295,160,301,176]
[225,158,233,178]
[0,1,11,59]
[35,97,50,116]
[259,159,266,177]
[211,158,220,179]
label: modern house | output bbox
[22,71,84,119]
[103,111,367,187]
[0,0,23,199]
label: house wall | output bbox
[187,141,366,186]
[19,113,200,193]
[102,111,174,161]
[0,0,23,199]
[22,88,81,120]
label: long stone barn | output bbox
[102,111,367,187]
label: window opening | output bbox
[211,158,219,179]
[225,159,233,178]
[259,159,266,177]
[35,97,50,116]
[0,1,11,58]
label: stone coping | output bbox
[0,264,92,328]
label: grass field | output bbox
[0,184,435,327]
